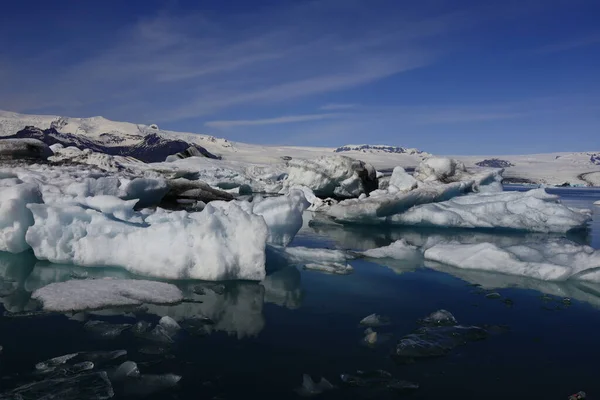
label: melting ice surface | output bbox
[0,186,599,399]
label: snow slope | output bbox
[1,110,599,186]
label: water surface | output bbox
[1,188,599,399]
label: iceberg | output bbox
[0,183,42,253]
[389,189,591,233]
[325,181,472,223]
[25,199,269,281]
[32,279,183,312]
[284,155,378,198]
[0,138,53,160]
[424,238,600,282]
[250,189,310,246]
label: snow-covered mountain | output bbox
[1,109,599,186]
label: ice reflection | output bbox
[427,260,600,308]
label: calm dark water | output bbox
[0,188,599,399]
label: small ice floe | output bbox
[32,279,183,312]
[295,374,335,396]
[0,371,115,400]
[303,262,353,275]
[395,310,489,362]
[35,353,79,372]
[364,331,378,345]
[418,309,457,326]
[359,313,391,327]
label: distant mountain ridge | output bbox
[334,144,427,155]
[5,126,220,163]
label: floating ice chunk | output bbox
[26,201,269,281]
[424,238,600,282]
[251,189,309,246]
[36,353,79,371]
[364,331,378,345]
[284,155,377,198]
[418,309,457,326]
[281,246,353,264]
[112,361,140,381]
[303,262,353,275]
[296,374,335,396]
[360,313,390,327]
[414,157,466,183]
[594,200,600,206]
[32,279,183,312]
[388,166,418,192]
[0,371,114,400]
[0,183,42,253]
[389,189,591,233]
[395,325,488,360]
[325,181,472,223]
[158,316,181,335]
[362,239,420,259]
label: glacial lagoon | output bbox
[0,187,599,399]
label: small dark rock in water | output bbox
[486,292,502,299]
[295,374,335,396]
[562,297,572,306]
[418,309,457,326]
[502,298,514,307]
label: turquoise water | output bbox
[0,188,599,399]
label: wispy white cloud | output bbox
[537,33,600,54]
[320,103,358,111]
[205,113,342,128]
[0,0,468,121]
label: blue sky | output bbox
[0,0,598,154]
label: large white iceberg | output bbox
[32,279,183,312]
[389,189,591,233]
[25,200,270,281]
[283,155,377,198]
[0,183,42,253]
[424,238,600,282]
